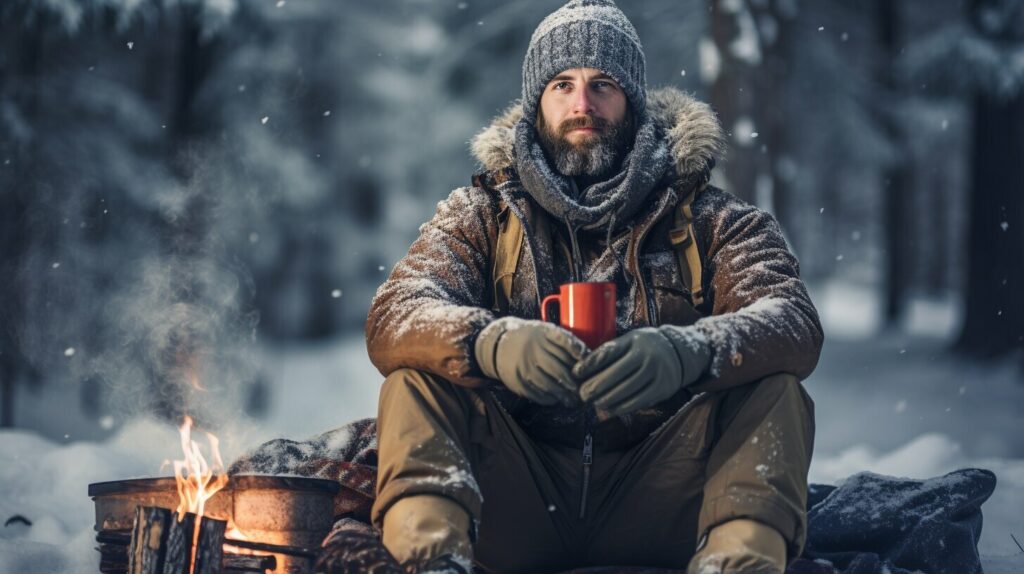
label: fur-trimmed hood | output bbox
[470,86,725,180]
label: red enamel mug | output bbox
[540,282,617,350]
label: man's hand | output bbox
[573,326,711,416]
[475,317,587,406]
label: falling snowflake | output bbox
[323,110,331,117]
[64,347,76,357]
[127,41,134,50]
[1000,221,1009,231]
[261,116,269,125]
[331,289,343,299]
[680,69,687,77]
[895,400,907,413]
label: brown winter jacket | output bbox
[366,87,824,449]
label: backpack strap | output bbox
[492,201,523,314]
[669,183,708,307]
[473,168,524,315]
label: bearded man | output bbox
[342,1,823,573]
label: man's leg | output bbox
[691,372,815,573]
[374,368,483,568]
[585,373,814,571]
[374,368,573,573]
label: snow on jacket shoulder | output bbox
[365,186,499,387]
[688,188,824,393]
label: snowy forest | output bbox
[1,0,1023,572]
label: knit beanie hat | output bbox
[521,0,646,123]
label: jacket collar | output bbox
[470,86,725,187]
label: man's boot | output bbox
[687,518,787,574]
[382,494,473,573]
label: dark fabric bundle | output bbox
[229,419,996,574]
[801,468,996,574]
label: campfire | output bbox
[89,417,339,574]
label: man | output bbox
[348,1,822,572]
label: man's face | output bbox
[537,67,634,179]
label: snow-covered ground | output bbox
[1,283,1022,572]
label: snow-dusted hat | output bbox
[521,0,646,122]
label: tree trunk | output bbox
[878,0,913,327]
[709,0,793,223]
[956,92,1024,356]
[0,13,45,427]
[956,0,1024,357]
[709,0,755,204]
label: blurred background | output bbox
[2,1,1024,568]
[0,0,1021,448]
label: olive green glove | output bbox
[474,317,587,406]
[573,326,712,416]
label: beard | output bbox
[536,111,636,179]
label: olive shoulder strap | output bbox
[668,183,708,307]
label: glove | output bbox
[474,317,587,406]
[573,326,711,416]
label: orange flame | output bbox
[173,415,232,571]
[173,415,229,522]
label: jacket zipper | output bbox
[579,429,593,519]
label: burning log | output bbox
[193,515,226,574]
[162,512,196,574]
[128,506,171,574]
[98,513,295,574]
[119,506,262,574]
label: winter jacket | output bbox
[365,87,824,449]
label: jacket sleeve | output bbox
[365,187,498,387]
[686,191,824,393]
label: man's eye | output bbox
[554,81,571,90]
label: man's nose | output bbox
[572,87,595,115]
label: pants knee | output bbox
[757,373,813,410]
[380,367,453,405]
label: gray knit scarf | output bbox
[513,112,672,234]
[511,112,672,286]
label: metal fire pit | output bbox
[89,475,340,574]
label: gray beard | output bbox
[537,114,635,180]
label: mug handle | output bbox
[541,294,561,324]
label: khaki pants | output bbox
[373,369,814,574]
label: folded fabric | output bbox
[230,419,996,574]
[801,468,996,574]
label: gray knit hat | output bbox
[521,0,646,122]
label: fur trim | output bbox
[469,87,725,178]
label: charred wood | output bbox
[162,512,195,574]
[128,506,171,574]
[193,516,226,574]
